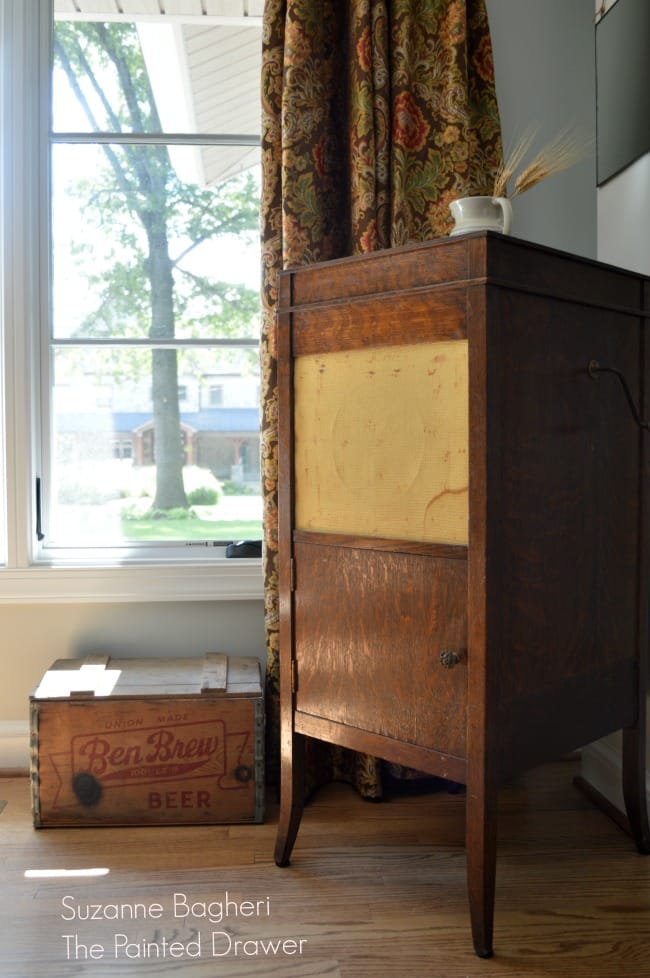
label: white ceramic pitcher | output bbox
[449,195,512,236]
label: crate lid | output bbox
[31,653,262,700]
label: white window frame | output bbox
[0,0,263,603]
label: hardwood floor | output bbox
[0,758,648,977]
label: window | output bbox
[0,1,264,601]
[207,384,225,407]
[112,439,133,461]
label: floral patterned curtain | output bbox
[261,0,502,794]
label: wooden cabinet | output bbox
[274,232,650,957]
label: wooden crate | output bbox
[30,653,264,827]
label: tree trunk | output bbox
[148,223,188,511]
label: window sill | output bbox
[0,559,264,604]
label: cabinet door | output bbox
[293,538,468,760]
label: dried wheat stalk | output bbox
[493,126,538,199]
[494,127,587,199]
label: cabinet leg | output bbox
[465,784,498,958]
[274,731,305,867]
[622,725,650,854]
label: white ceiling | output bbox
[54,0,262,186]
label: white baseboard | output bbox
[0,720,30,771]
[580,734,625,812]
[580,720,650,816]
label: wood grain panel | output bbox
[484,234,650,315]
[291,286,468,355]
[293,528,467,560]
[482,289,641,707]
[293,540,468,759]
[294,711,467,783]
[286,235,470,306]
[496,660,638,781]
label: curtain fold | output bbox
[261,0,502,794]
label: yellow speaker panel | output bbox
[294,340,468,545]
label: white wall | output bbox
[597,152,650,275]
[486,0,597,258]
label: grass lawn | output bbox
[120,496,263,543]
[121,515,262,542]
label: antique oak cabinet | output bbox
[274,232,650,957]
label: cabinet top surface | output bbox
[279,232,650,317]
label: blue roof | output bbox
[57,407,260,434]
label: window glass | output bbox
[46,14,262,553]
[52,21,261,138]
[51,145,261,343]
[50,346,260,548]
